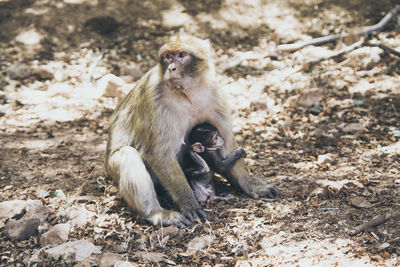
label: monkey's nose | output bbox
[169,63,177,72]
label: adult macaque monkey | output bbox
[105,35,280,227]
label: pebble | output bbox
[0,200,26,219]
[114,262,137,267]
[40,223,70,246]
[99,253,124,267]
[54,189,66,199]
[4,218,40,241]
[34,69,54,81]
[186,235,214,255]
[8,64,32,80]
[45,239,101,261]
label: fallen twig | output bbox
[278,5,400,52]
[305,38,365,65]
[349,213,391,236]
[366,42,400,57]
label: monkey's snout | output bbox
[168,63,177,72]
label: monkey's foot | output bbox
[182,208,208,222]
[249,177,280,199]
[146,210,191,228]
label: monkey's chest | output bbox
[169,91,215,124]
[165,90,217,153]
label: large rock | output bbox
[40,223,71,246]
[99,253,124,267]
[97,74,130,101]
[0,200,26,219]
[4,218,40,241]
[66,206,96,228]
[45,240,101,261]
[23,202,49,223]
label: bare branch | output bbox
[278,5,400,52]
[349,213,391,236]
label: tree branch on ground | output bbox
[278,5,400,52]
[366,41,400,57]
[350,213,391,236]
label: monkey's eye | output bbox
[164,53,173,59]
[178,52,186,58]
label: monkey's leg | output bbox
[148,156,207,221]
[108,146,191,227]
[218,129,280,199]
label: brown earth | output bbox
[0,0,399,266]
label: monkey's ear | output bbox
[192,142,205,153]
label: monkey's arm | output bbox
[211,92,280,199]
[147,154,207,221]
[207,148,246,174]
[184,150,211,176]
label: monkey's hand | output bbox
[248,177,280,199]
[151,156,208,223]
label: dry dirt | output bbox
[0,0,399,266]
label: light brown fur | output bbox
[105,35,279,227]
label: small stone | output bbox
[45,240,101,261]
[316,153,336,165]
[158,225,179,238]
[137,252,166,263]
[0,200,26,219]
[54,189,66,199]
[38,189,50,198]
[114,261,137,267]
[40,224,70,246]
[339,123,367,133]
[186,235,214,255]
[8,64,32,80]
[287,88,321,108]
[378,242,390,251]
[350,197,372,208]
[15,29,42,45]
[4,218,40,241]
[395,179,400,184]
[99,253,123,267]
[34,69,54,81]
[66,206,96,228]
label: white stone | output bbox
[45,240,101,261]
[40,224,71,246]
[0,200,26,219]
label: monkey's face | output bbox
[161,51,196,90]
[209,131,224,149]
[190,125,224,151]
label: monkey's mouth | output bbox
[167,78,185,90]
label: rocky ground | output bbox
[0,0,399,266]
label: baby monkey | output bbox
[183,123,246,204]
